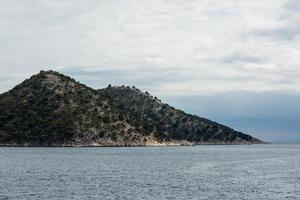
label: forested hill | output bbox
[0,70,262,146]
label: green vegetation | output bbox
[0,70,261,146]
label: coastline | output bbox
[0,141,266,147]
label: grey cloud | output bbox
[255,26,300,41]
[205,7,237,18]
[0,0,300,95]
[0,75,13,83]
[253,0,300,41]
[220,53,265,64]
[284,0,300,12]
[60,66,265,92]
[60,66,193,91]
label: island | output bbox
[0,70,263,146]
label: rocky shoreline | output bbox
[0,140,265,147]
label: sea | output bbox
[0,144,299,200]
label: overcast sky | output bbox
[0,0,299,142]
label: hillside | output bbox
[0,70,262,146]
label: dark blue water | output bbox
[0,144,299,200]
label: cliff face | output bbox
[0,70,262,146]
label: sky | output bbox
[0,0,299,142]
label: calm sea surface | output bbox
[0,144,299,200]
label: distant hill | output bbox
[0,70,262,146]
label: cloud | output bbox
[60,66,185,90]
[0,0,299,96]
[283,0,300,13]
[220,53,265,64]
[256,26,300,40]
[252,0,300,41]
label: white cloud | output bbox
[0,0,299,95]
